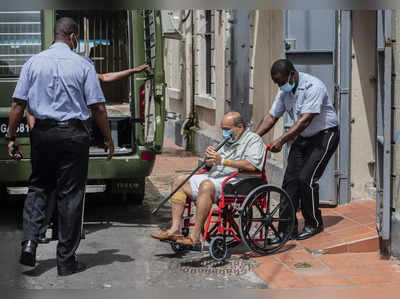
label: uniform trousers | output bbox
[23,119,89,268]
[279,126,340,233]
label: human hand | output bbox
[205,145,222,165]
[8,141,23,160]
[270,138,283,153]
[134,64,149,73]
[205,158,214,167]
[104,139,115,160]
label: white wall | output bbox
[251,10,284,162]
[350,11,377,200]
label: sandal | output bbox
[176,235,201,245]
[151,229,183,241]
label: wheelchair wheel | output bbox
[209,236,227,262]
[206,208,241,248]
[239,184,295,255]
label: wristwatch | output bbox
[5,132,16,142]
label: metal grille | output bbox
[143,10,156,143]
[178,254,258,277]
[144,9,156,69]
[58,11,130,104]
[0,11,42,77]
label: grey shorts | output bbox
[189,173,239,201]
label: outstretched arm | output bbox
[98,64,149,82]
[270,113,315,152]
[255,113,279,137]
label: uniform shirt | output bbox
[12,42,105,121]
[269,72,338,137]
[208,128,266,178]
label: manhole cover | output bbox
[177,255,258,277]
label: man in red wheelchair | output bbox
[151,111,266,245]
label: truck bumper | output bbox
[0,153,155,183]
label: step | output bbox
[312,235,379,255]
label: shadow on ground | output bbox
[22,249,134,277]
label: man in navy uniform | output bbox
[256,59,339,242]
[6,17,113,276]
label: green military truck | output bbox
[0,9,166,203]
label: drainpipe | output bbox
[183,9,199,153]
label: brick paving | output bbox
[152,138,400,290]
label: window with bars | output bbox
[0,11,42,77]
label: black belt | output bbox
[321,126,339,134]
[35,118,84,128]
[300,126,339,139]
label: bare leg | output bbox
[167,175,193,235]
[191,180,215,241]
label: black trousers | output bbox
[279,126,340,232]
[23,121,89,268]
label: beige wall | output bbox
[165,10,230,135]
[350,11,377,199]
[164,18,190,122]
[251,10,284,161]
[164,10,380,203]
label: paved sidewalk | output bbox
[251,200,400,289]
[153,138,400,289]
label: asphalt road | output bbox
[0,177,267,290]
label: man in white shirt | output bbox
[256,59,339,241]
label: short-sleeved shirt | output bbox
[12,42,105,121]
[208,128,266,178]
[269,72,338,137]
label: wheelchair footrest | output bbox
[160,239,204,251]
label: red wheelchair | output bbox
[165,145,296,261]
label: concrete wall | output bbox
[391,9,400,258]
[393,11,400,218]
[251,10,284,165]
[350,11,377,200]
[163,10,380,201]
[164,11,193,147]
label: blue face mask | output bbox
[222,129,235,144]
[279,73,295,93]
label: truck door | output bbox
[130,10,165,154]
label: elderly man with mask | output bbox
[151,111,266,245]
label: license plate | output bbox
[0,118,30,138]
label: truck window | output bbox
[0,11,42,77]
[56,10,132,155]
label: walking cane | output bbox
[151,133,232,215]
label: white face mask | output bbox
[279,72,295,93]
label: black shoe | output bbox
[57,261,87,276]
[268,229,298,245]
[296,225,324,240]
[19,240,37,267]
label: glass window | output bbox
[0,11,42,77]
